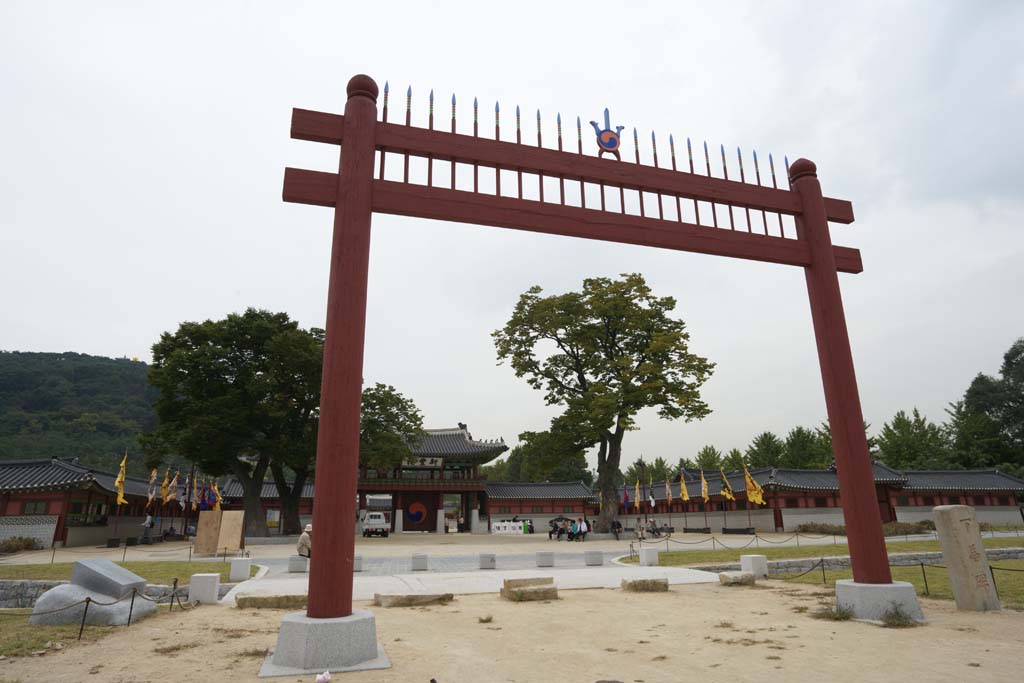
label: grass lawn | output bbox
[782,559,1024,611]
[0,609,115,657]
[619,536,1023,567]
[0,561,256,586]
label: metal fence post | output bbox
[122,544,128,563]
[820,558,826,585]
[920,562,929,596]
[128,588,136,626]
[78,598,91,640]
[989,567,998,598]
[170,578,178,612]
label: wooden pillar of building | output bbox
[306,75,379,619]
[790,158,891,584]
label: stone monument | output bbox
[933,505,1001,611]
[30,559,156,626]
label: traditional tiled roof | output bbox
[409,425,508,465]
[637,468,772,502]
[485,481,593,500]
[902,470,1024,492]
[219,479,316,500]
[0,458,151,496]
[765,462,909,492]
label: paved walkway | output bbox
[223,563,719,605]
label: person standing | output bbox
[141,513,154,542]
[297,523,312,559]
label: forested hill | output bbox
[0,351,157,476]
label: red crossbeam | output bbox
[283,167,862,273]
[290,108,855,224]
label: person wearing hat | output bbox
[297,523,312,559]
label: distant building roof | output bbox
[0,458,151,497]
[902,470,1024,493]
[409,424,508,465]
[219,479,316,500]
[485,481,593,500]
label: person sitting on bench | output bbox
[297,524,312,559]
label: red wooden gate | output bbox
[284,75,891,619]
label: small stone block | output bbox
[411,554,429,571]
[372,593,453,608]
[500,585,558,602]
[835,579,925,622]
[503,577,553,590]
[536,551,554,567]
[229,558,252,582]
[740,554,769,579]
[621,578,669,593]
[639,548,660,567]
[288,556,308,573]
[719,571,756,586]
[584,550,604,566]
[354,555,363,572]
[479,553,496,569]
[236,594,307,610]
[71,559,146,599]
[187,573,221,604]
[270,610,380,671]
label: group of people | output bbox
[548,517,590,541]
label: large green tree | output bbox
[959,338,1024,476]
[723,447,746,470]
[145,309,324,537]
[481,429,592,485]
[780,426,831,469]
[745,431,785,468]
[493,274,714,531]
[622,456,672,485]
[359,383,424,471]
[875,408,950,470]
[694,445,722,470]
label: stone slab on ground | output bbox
[229,558,252,582]
[236,593,307,610]
[933,505,1001,611]
[585,550,604,566]
[288,556,308,573]
[536,551,554,567]
[71,559,146,599]
[639,548,660,567]
[719,571,755,586]
[501,584,558,602]
[740,554,769,579]
[29,583,157,626]
[503,577,554,590]
[373,593,454,608]
[411,554,429,571]
[187,573,220,604]
[835,579,925,623]
[621,578,669,592]
[479,553,496,569]
[260,610,390,677]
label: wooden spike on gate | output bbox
[738,147,752,232]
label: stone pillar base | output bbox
[470,508,485,534]
[835,580,924,623]
[259,610,390,677]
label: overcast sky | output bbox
[2,2,1022,471]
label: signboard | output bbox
[403,457,442,468]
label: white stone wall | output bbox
[630,509,776,533]
[0,515,58,548]
[779,507,846,530]
[65,516,149,547]
[896,505,1023,527]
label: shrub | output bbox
[881,606,918,628]
[0,537,41,554]
[796,523,846,536]
[882,521,934,537]
[811,605,853,621]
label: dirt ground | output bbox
[1,581,1021,683]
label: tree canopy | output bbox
[481,429,593,485]
[745,431,785,468]
[694,445,722,471]
[493,274,714,530]
[359,383,424,471]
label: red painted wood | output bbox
[288,109,855,224]
[790,158,891,584]
[305,75,378,619]
[283,168,863,274]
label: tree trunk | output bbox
[595,428,625,533]
[270,462,308,536]
[231,456,270,537]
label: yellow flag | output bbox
[680,476,690,502]
[211,481,222,511]
[146,469,157,510]
[191,474,199,511]
[700,470,709,503]
[166,471,180,502]
[665,479,672,506]
[114,451,128,506]
[743,465,765,506]
[160,469,170,503]
[719,468,735,501]
[634,480,640,510]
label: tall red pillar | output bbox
[306,75,379,618]
[790,158,892,584]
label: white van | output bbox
[362,512,390,538]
